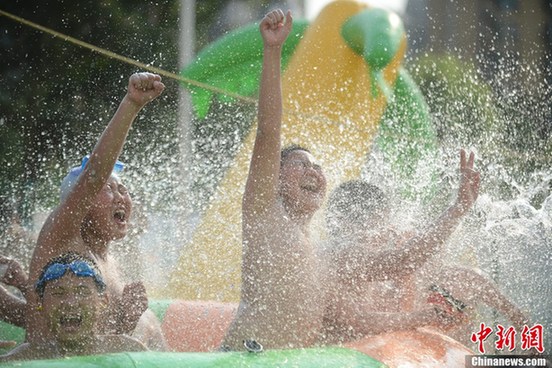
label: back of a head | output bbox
[326,180,389,236]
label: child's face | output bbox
[42,273,103,346]
[86,175,133,241]
[279,150,327,215]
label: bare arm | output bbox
[115,282,148,335]
[482,289,529,330]
[335,149,480,281]
[40,73,165,247]
[98,334,148,353]
[0,256,28,295]
[333,303,458,338]
[439,267,529,329]
[0,256,28,327]
[243,10,292,218]
[0,286,25,327]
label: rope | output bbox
[0,8,349,126]
[2,8,548,163]
[0,8,343,125]
[0,8,257,105]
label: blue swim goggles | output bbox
[35,260,106,298]
[60,156,126,201]
[82,155,124,173]
[70,155,125,177]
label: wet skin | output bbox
[40,273,105,353]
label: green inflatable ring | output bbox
[0,300,174,356]
[0,321,25,356]
[182,19,309,118]
[0,348,385,367]
[0,300,387,367]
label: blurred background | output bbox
[1,0,551,353]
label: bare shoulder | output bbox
[30,232,87,280]
[243,201,292,239]
[244,197,286,221]
[96,255,125,293]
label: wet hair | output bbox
[35,252,106,299]
[280,144,311,164]
[326,180,389,236]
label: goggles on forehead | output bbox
[68,155,125,178]
[80,155,125,174]
[61,155,125,200]
[35,260,106,298]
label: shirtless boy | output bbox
[25,72,166,350]
[321,152,527,345]
[221,10,329,351]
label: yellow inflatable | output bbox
[167,0,407,301]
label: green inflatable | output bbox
[0,301,173,356]
[374,67,440,201]
[341,7,405,97]
[339,7,439,201]
[0,321,25,356]
[182,20,309,118]
[0,301,387,367]
[0,348,386,367]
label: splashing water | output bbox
[1,3,551,357]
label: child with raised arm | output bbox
[25,72,167,350]
[221,10,330,351]
[320,151,528,345]
[325,150,480,286]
